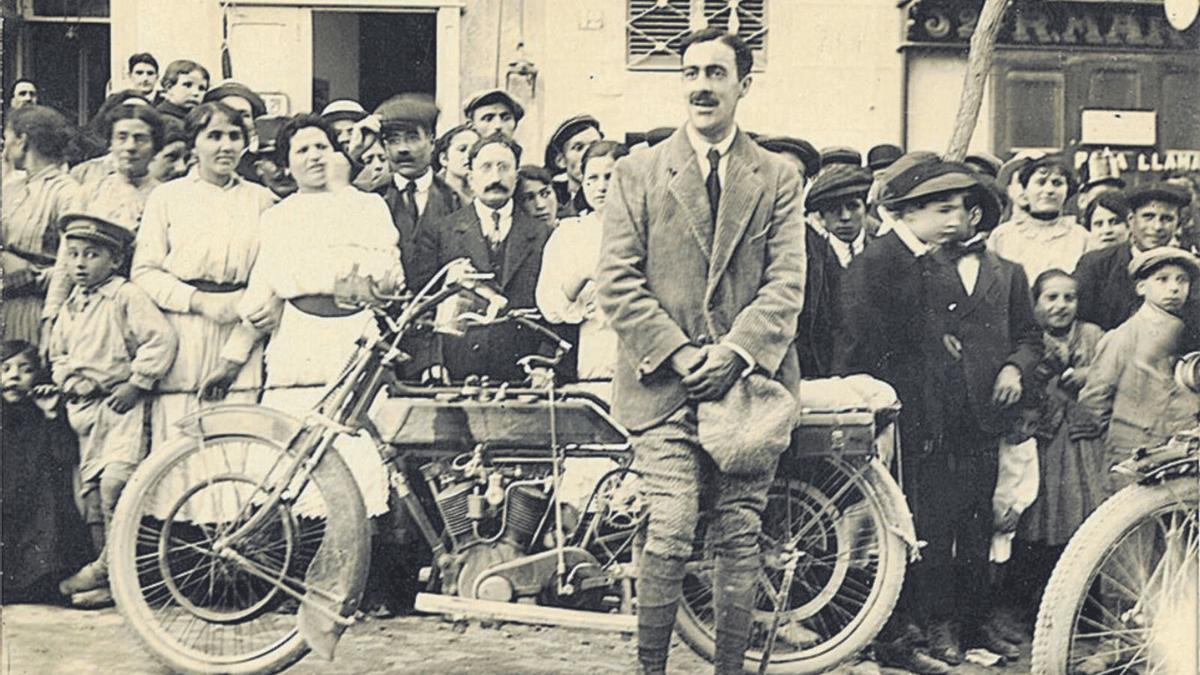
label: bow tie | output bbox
[935,237,986,262]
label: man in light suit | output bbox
[597,29,806,675]
[413,135,551,383]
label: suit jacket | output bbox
[414,202,551,382]
[797,224,841,377]
[833,234,1041,448]
[596,128,806,432]
[1076,243,1200,350]
[381,172,462,282]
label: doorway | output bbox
[312,11,436,114]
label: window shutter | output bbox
[627,0,768,70]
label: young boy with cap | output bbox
[806,164,874,268]
[835,154,1041,672]
[49,213,177,608]
[1078,246,1200,493]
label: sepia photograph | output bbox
[1,0,1198,673]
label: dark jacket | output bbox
[1076,242,1200,350]
[381,172,462,282]
[833,234,1041,448]
[797,224,841,377]
[155,100,190,123]
[414,203,551,383]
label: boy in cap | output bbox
[835,154,1041,671]
[806,164,874,268]
[463,88,524,140]
[49,213,177,608]
[543,114,602,217]
[1079,246,1200,491]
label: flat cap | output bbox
[867,144,903,172]
[964,152,1002,179]
[806,164,873,212]
[820,145,862,168]
[59,213,135,253]
[1128,246,1200,280]
[544,114,601,169]
[1128,183,1191,211]
[881,154,981,204]
[320,99,368,124]
[462,88,525,122]
[204,80,266,118]
[375,93,439,131]
[758,136,821,178]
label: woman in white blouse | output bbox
[133,102,275,472]
[988,155,1090,281]
[536,140,628,401]
[205,114,403,519]
[536,141,628,510]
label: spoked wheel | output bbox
[1032,477,1199,675]
[110,432,356,675]
[576,467,646,568]
[676,458,908,674]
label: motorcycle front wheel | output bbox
[1031,476,1198,675]
[109,429,365,675]
[675,457,909,674]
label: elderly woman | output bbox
[2,105,81,346]
[132,102,276,468]
[989,154,1091,281]
[206,114,402,520]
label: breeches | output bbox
[67,396,146,484]
[632,405,775,562]
[79,461,137,527]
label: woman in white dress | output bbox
[535,140,628,508]
[988,155,1090,281]
[208,114,403,519]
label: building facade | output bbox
[6,0,1198,172]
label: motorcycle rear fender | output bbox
[174,403,371,660]
[864,459,921,563]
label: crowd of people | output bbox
[3,33,1200,675]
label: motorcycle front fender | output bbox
[174,403,371,660]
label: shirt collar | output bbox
[890,219,931,257]
[393,169,434,192]
[70,275,123,301]
[187,168,243,191]
[685,123,738,163]
[473,198,514,222]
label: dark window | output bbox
[1003,70,1065,150]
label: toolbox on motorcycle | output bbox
[787,375,900,460]
[373,394,629,455]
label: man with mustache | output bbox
[413,135,551,383]
[375,94,461,281]
[596,29,806,674]
[543,114,603,218]
[463,89,523,141]
[1075,183,1200,348]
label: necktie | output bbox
[488,210,503,253]
[935,236,987,263]
[402,180,419,224]
[706,147,721,222]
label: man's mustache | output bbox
[485,182,509,192]
[690,93,718,106]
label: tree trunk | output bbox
[945,0,1011,161]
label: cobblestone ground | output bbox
[1,604,1030,674]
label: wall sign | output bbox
[1074,148,1200,174]
[1080,109,1157,146]
[905,0,1200,50]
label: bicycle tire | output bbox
[109,429,366,675]
[675,459,909,674]
[1031,476,1199,675]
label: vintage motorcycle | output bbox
[1031,354,1200,675]
[108,260,917,674]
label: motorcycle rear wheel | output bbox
[1031,476,1198,675]
[109,432,358,675]
[675,458,908,674]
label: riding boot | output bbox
[638,551,686,675]
[714,555,758,675]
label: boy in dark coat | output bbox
[834,155,1041,672]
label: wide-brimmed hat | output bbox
[204,80,266,118]
[806,164,873,212]
[462,88,525,122]
[758,135,821,178]
[1128,183,1191,211]
[1128,246,1200,280]
[59,213,135,253]
[543,114,601,170]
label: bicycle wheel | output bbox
[675,457,908,674]
[1032,476,1198,675]
[109,430,366,675]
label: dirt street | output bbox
[1,604,1030,674]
